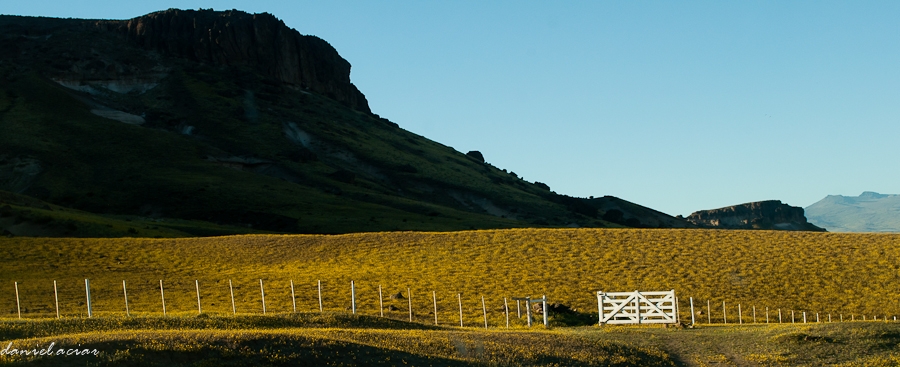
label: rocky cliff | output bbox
[686,200,825,231]
[95,9,370,113]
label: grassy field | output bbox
[0,314,899,366]
[2,228,900,365]
[2,228,900,325]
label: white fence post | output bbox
[526,297,533,327]
[260,279,266,315]
[722,301,726,324]
[14,281,21,319]
[160,280,166,316]
[123,280,130,317]
[53,280,59,319]
[351,281,356,315]
[707,300,711,324]
[290,280,296,313]
[378,285,383,317]
[407,287,413,322]
[433,291,438,325]
[504,297,510,328]
[482,296,488,329]
[543,295,548,327]
[738,304,742,324]
[85,279,92,318]
[229,280,236,315]
[195,280,202,314]
[458,293,464,327]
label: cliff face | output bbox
[96,9,370,113]
[687,200,825,232]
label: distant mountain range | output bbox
[806,192,900,233]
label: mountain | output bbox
[685,200,826,232]
[0,9,692,237]
[805,192,900,233]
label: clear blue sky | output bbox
[5,1,899,216]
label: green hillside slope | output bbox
[0,11,696,237]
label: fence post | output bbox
[482,296,488,329]
[290,280,296,313]
[707,299,711,324]
[778,309,782,323]
[752,306,756,323]
[229,280,236,315]
[14,281,21,319]
[543,295,548,327]
[517,299,521,318]
[766,307,769,323]
[803,311,807,323]
[458,293,464,327]
[53,280,59,319]
[738,304,742,324]
[318,280,323,312]
[123,280,130,317]
[722,301,726,324]
[195,280,202,314]
[160,280,166,316]
[526,297,533,327]
[351,281,356,315]
[378,285,383,317]
[85,279,92,318]
[690,297,695,326]
[260,279,266,315]
[433,291,438,325]
[597,292,603,326]
[407,287,413,322]
[504,297,510,328]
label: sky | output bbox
[4,1,899,217]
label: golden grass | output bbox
[0,315,672,366]
[2,228,899,325]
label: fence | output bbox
[3,278,553,328]
[4,280,898,327]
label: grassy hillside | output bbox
[2,13,690,237]
[2,228,898,324]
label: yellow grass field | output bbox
[2,228,899,325]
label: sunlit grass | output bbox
[2,228,899,326]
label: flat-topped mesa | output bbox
[686,200,826,232]
[96,8,370,113]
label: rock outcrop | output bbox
[686,200,825,231]
[95,9,370,113]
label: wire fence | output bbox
[4,280,897,328]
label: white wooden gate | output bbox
[597,290,677,325]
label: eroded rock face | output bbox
[686,200,825,231]
[96,9,370,113]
